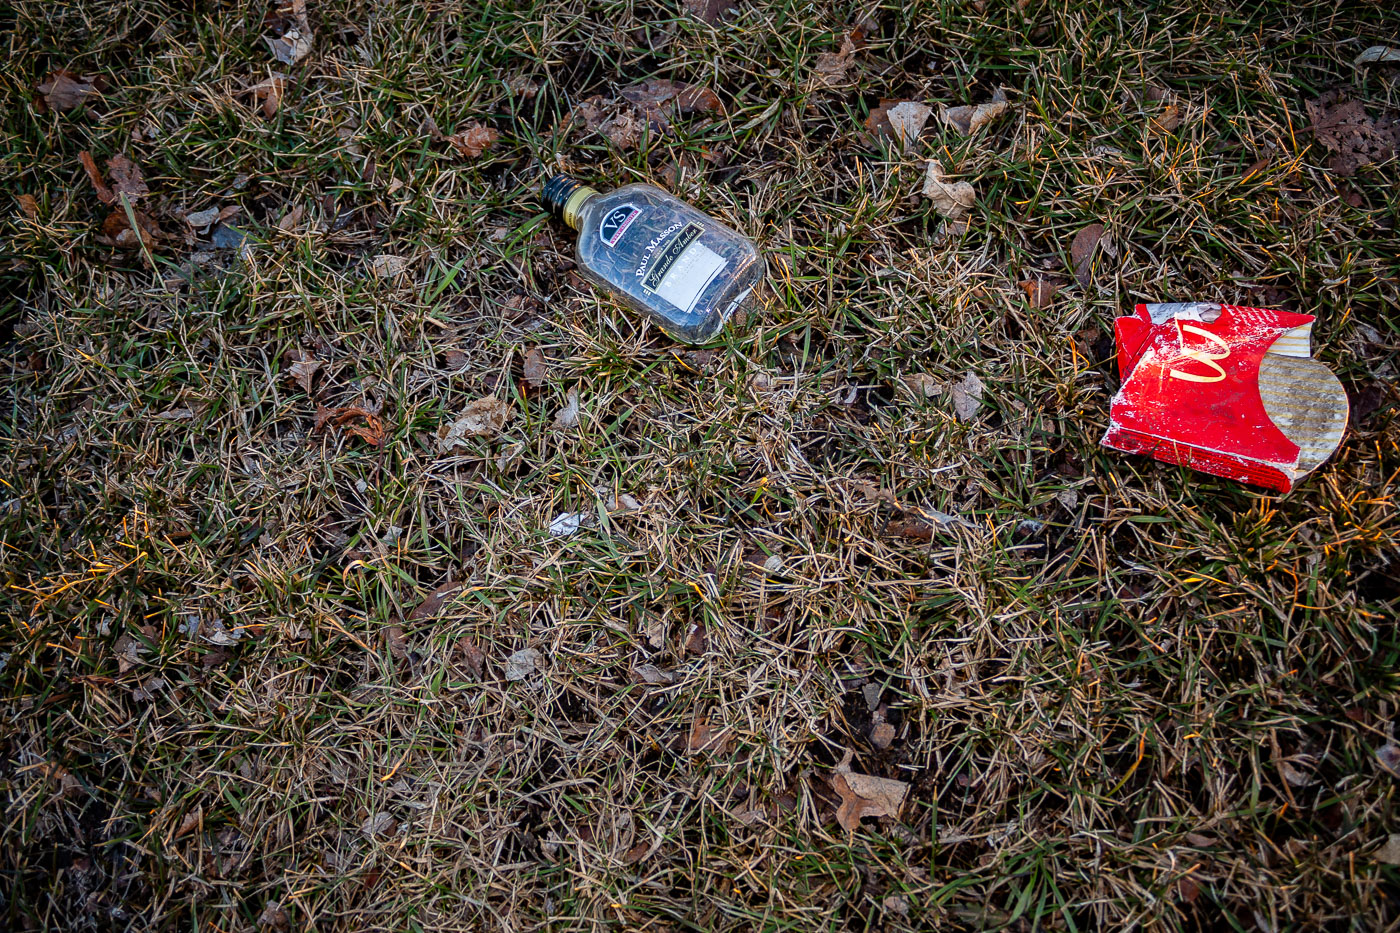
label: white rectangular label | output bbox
[654,241,725,313]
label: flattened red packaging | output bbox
[1102,302,1349,492]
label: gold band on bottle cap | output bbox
[562,187,598,230]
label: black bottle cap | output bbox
[541,174,585,219]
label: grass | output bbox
[2,0,1399,929]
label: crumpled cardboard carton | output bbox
[1102,302,1349,492]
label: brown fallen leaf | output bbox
[942,90,1010,135]
[79,151,114,205]
[620,80,724,119]
[439,396,513,449]
[257,901,291,932]
[831,750,908,831]
[278,203,305,231]
[885,101,932,151]
[265,0,313,64]
[246,73,288,119]
[688,718,730,754]
[285,349,321,394]
[36,70,102,111]
[1019,278,1062,309]
[813,38,858,87]
[456,637,486,678]
[314,406,387,447]
[552,387,580,431]
[447,122,499,158]
[1071,223,1106,287]
[408,582,463,621]
[175,805,203,838]
[1377,744,1400,777]
[522,347,547,389]
[682,0,738,24]
[1305,90,1400,176]
[922,161,975,219]
[384,625,409,659]
[684,623,707,655]
[97,209,160,250]
[17,194,40,221]
[870,721,896,749]
[106,155,148,202]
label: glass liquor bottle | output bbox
[542,174,765,344]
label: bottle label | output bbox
[639,223,726,312]
[598,204,640,247]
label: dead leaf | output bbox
[921,161,975,219]
[553,387,580,431]
[688,718,728,754]
[682,0,738,24]
[1177,877,1201,904]
[1071,223,1106,287]
[247,74,288,119]
[885,101,932,151]
[1019,278,1062,309]
[175,805,203,838]
[79,151,114,205]
[440,396,512,449]
[36,70,101,111]
[1151,102,1183,134]
[97,209,160,250]
[409,582,462,622]
[384,625,409,659]
[599,109,645,150]
[447,122,499,158]
[313,406,387,447]
[17,194,39,220]
[1355,46,1400,66]
[443,349,469,370]
[257,901,290,931]
[522,347,547,389]
[265,0,313,64]
[505,647,541,682]
[1306,90,1400,176]
[278,204,305,232]
[184,207,221,228]
[870,722,896,749]
[456,637,486,677]
[106,155,148,201]
[831,751,908,831]
[506,74,539,98]
[361,812,397,838]
[1377,835,1400,865]
[675,85,723,115]
[898,373,943,399]
[941,89,1009,135]
[285,350,321,394]
[813,38,858,87]
[620,80,724,120]
[632,663,675,685]
[1377,744,1400,777]
[370,254,410,281]
[113,634,143,673]
[951,372,984,421]
[684,624,707,655]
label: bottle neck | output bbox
[541,174,600,231]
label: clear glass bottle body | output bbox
[568,183,764,344]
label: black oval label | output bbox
[599,204,640,247]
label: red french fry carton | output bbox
[1102,302,1349,492]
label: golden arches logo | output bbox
[1169,323,1230,383]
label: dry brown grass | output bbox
[2,0,1399,930]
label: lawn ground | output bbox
[3,0,1399,929]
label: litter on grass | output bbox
[1102,302,1349,492]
